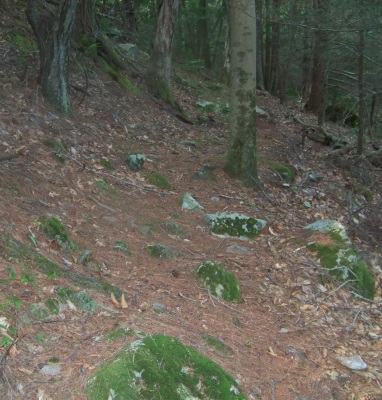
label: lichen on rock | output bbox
[205,213,266,239]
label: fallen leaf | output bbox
[120,294,128,309]
[268,347,278,356]
[110,292,119,306]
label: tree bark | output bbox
[305,0,328,125]
[146,0,180,109]
[224,0,258,186]
[27,0,81,115]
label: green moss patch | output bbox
[196,261,241,303]
[161,221,186,236]
[55,286,99,313]
[0,232,123,298]
[148,173,173,190]
[309,243,375,299]
[113,240,132,256]
[268,162,294,183]
[85,334,246,399]
[146,244,178,259]
[201,334,233,355]
[205,213,266,239]
[106,327,139,342]
[38,216,76,251]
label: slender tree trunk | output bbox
[27,0,81,115]
[122,0,139,43]
[147,0,180,109]
[225,0,258,186]
[263,0,271,90]
[357,28,365,155]
[305,0,328,125]
[270,0,280,93]
[255,0,264,89]
[198,0,211,69]
[301,20,311,102]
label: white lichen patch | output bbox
[304,220,351,244]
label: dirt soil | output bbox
[1,17,382,400]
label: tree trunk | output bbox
[357,28,365,155]
[27,0,80,115]
[146,0,180,109]
[224,0,258,186]
[122,0,139,43]
[263,0,271,91]
[305,0,328,125]
[255,0,265,89]
[198,0,211,69]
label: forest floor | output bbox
[1,15,382,400]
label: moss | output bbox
[30,303,51,320]
[201,334,233,355]
[161,221,185,236]
[148,173,173,190]
[0,232,123,298]
[38,216,76,251]
[10,33,36,53]
[98,58,138,93]
[268,162,294,183]
[55,286,99,313]
[106,327,137,342]
[205,213,266,239]
[146,244,177,259]
[191,165,216,181]
[96,179,117,195]
[113,240,131,256]
[45,298,60,314]
[43,138,66,163]
[309,243,375,299]
[354,185,373,201]
[100,159,115,171]
[85,334,246,400]
[196,261,241,303]
[126,154,146,172]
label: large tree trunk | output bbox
[146,0,180,109]
[224,0,258,186]
[27,0,80,115]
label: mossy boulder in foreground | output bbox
[205,213,266,239]
[85,334,246,400]
[196,261,241,303]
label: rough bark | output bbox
[146,0,179,108]
[224,0,258,186]
[27,0,80,115]
[305,0,328,125]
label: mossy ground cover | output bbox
[309,243,375,299]
[196,261,241,303]
[38,216,76,251]
[85,334,246,400]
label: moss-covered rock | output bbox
[305,220,352,244]
[309,243,375,299]
[85,334,246,399]
[148,173,173,190]
[269,162,294,183]
[38,216,76,251]
[113,240,132,256]
[196,261,241,303]
[205,213,266,239]
[191,165,216,181]
[161,221,186,236]
[55,286,99,313]
[146,244,177,259]
[126,154,146,172]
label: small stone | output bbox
[226,244,250,254]
[337,355,368,371]
[181,193,204,212]
[40,364,62,376]
[152,303,166,313]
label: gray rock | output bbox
[152,303,166,313]
[181,193,204,212]
[304,219,351,244]
[337,355,368,371]
[226,244,250,254]
[40,364,62,376]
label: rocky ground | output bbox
[1,13,382,400]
